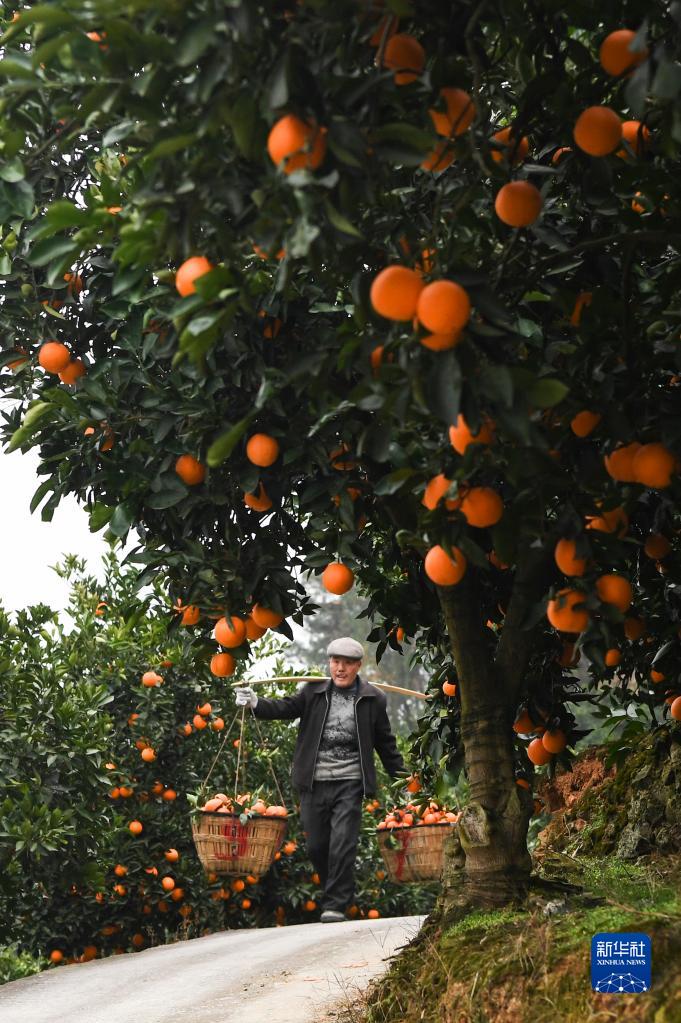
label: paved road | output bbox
[0,916,423,1023]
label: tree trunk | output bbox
[438,574,533,909]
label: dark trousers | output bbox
[299,778,364,912]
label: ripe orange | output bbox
[605,648,621,667]
[176,256,213,297]
[175,454,205,486]
[170,887,184,901]
[542,730,567,754]
[162,788,177,801]
[142,670,163,687]
[370,265,424,321]
[368,909,380,919]
[650,669,666,684]
[670,697,681,721]
[632,443,675,488]
[244,483,273,512]
[618,120,650,158]
[585,506,628,537]
[624,617,645,641]
[527,738,552,766]
[113,883,127,896]
[210,651,236,677]
[604,442,640,481]
[141,747,156,763]
[546,589,589,633]
[161,876,175,891]
[442,681,457,697]
[644,534,671,560]
[570,291,592,327]
[245,616,267,640]
[552,147,572,165]
[419,329,462,350]
[494,181,543,227]
[38,341,71,374]
[570,411,601,437]
[59,359,86,384]
[460,487,503,528]
[82,945,98,961]
[424,545,467,586]
[512,711,536,734]
[251,604,284,629]
[164,849,179,863]
[267,115,326,174]
[131,934,144,949]
[429,87,474,137]
[197,701,212,716]
[448,413,495,455]
[129,820,143,835]
[406,775,421,793]
[599,29,648,77]
[321,562,355,594]
[596,574,632,612]
[49,950,64,964]
[416,280,471,333]
[304,899,317,912]
[113,864,127,877]
[573,106,622,156]
[554,538,586,577]
[246,433,280,467]
[490,126,529,165]
[516,778,530,790]
[181,604,200,626]
[383,33,425,84]
[421,141,455,173]
[212,717,225,731]
[193,714,208,730]
[215,615,247,647]
[422,474,453,510]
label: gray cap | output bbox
[327,637,364,660]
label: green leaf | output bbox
[6,401,55,452]
[29,236,78,268]
[230,93,262,160]
[373,468,415,495]
[176,20,215,65]
[371,123,432,153]
[324,199,363,238]
[526,378,569,408]
[146,134,197,161]
[0,158,25,183]
[109,503,135,538]
[206,417,252,467]
[29,478,53,514]
[89,504,114,532]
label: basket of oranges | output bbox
[376,802,460,883]
[191,792,288,877]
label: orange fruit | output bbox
[194,715,208,730]
[618,120,650,158]
[267,114,326,173]
[142,670,163,687]
[624,617,645,641]
[82,945,98,961]
[368,909,380,919]
[546,589,589,633]
[197,702,212,716]
[512,711,537,734]
[176,256,213,297]
[141,747,156,762]
[448,413,495,455]
[442,681,457,697]
[421,141,455,173]
[554,538,586,577]
[599,29,648,77]
[516,778,530,789]
[542,730,567,754]
[162,788,177,801]
[422,474,453,510]
[164,849,179,863]
[113,864,127,877]
[424,545,467,586]
[605,648,621,667]
[644,534,671,560]
[585,506,628,537]
[59,359,86,384]
[304,899,317,912]
[406,775,421,793]
[251,604,283,629]
[175,454,205,486]
[632,443,675,488]
[416,280,471,333]
[419,330,461,350]
[129,820,143,835]
[246,433,280,467]
[38,341,71,374]
[170,887,184,901]
[321,562,355,594]
[650,669,666,684]
[245,616,267,640]
[604,442,640,482]
[162,876,175,891]
[429,87,474,137]
[212,717,225,731]
[181,605,200,626]
[527,738,552,766]
[494,181,543,227]
[596,574,632,612]
[50,950,64,964]
[215,615,247,647]
[210,651,236,677]
[490,126,529,165]
[383,33,425,84]
[460,487,503,528]
[573,106,622,156]
[570,411,601,437]
[670,697,681,721]
[244,483,273,512]
[370,265,424,321]
[570,291,592,327]
[552,147,572,165]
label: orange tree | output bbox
[0,555,428,965]
[1,0,681,910]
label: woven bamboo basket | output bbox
[191,811,287,877]
[377,822,455,883]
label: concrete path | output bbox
[0,916,424,1023]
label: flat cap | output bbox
[327,637,364,660]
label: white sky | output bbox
[0,446,109,612]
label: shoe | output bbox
[320,909,347,923]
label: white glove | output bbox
[234,686,258,708]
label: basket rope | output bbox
[247,708,289,809]
[197,707,241,803]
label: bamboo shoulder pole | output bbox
[230,675,429,700]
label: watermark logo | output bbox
[591,932,651,993]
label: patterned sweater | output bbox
[313,680,362,781]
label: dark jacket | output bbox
[253,676,405,796]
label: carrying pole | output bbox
[229,675,429,700]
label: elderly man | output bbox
[234,637,405,923]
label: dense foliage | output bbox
[1,0,681,903]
